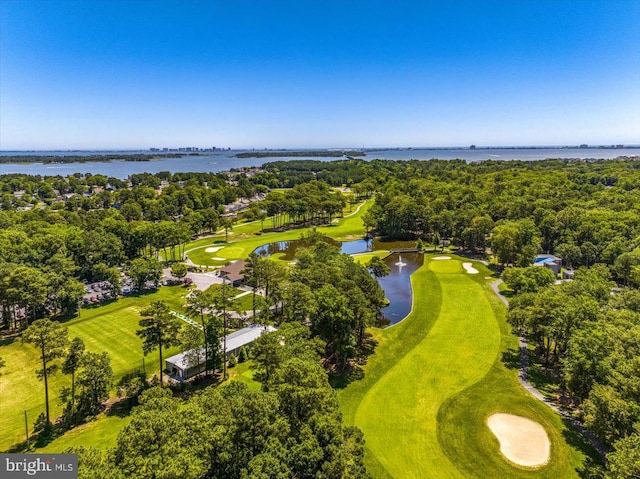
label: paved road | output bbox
[491,279,608,459]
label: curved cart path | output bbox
[490,279,607,459]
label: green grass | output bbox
[338,256,594,478]
[37,414,131,453]
[227,360,260,391]
[0,286,188,451]
[351,250,391,265]
[186,199,372,266]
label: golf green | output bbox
[338,257,593,478]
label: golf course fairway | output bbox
[338,256,594,478]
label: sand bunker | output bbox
[211,257,225,261]
[432,256,451,260]
[487,413,550,467]
[462,262,479,274]
[205,246,223,253]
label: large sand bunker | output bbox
[432,256,451,260]
[487,413,550,467]
[205,246,223,253]
[462,262,479,274]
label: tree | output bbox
[204,316,224,376]
[129,257,163,291]
[491,220,540,266]
[8,266,48,325]
[62,337,85,414]
[179,325,205,378]
[366,256,390,278]
[76,351,113,416]
[22,318,69,425]
[606,430,640,479]
[556,242,582,269]
[242,252,262,319]
[581,241,599,268]
[170,262,188,279]
[312,284,356,371]
[281,282,316,323]
[222,218,233,242]
[93,263,122,297]
[211,282,236,378]
[137,301,181,384]
[502,266,555,294]
[613,251,640,285]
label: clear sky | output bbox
[1,0,639,150]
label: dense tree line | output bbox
[0,153,187,164]
[70,324,369,479]
[234,149,365,158]
[507,265,640,477]
[262,181,347,229]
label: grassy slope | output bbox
[186,199,372,266]
[0,286,187,451]
[338,256,591,478]
[37,414,132,453]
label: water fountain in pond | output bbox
[395,255,407,269]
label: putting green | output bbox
[428,258,463,274]
[339,257,593,478]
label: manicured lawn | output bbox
[0,286,187,451]
[351,250,391,265]
[37,414,131,453]
[338,256,594,478]
[186,199,372,266]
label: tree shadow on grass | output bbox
[501,347,520,370]
[329,365,364,390]
[106,397,137,418]
[560,417,606,478]
[0,334,18,347]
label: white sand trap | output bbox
[487,413,550,467]
[211,257,225,261]
[205,246,223,253]
[462,262,479,274]
[432,256,451,260]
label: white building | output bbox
[165,324,277,380]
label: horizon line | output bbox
[2,143,640,153]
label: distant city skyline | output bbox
[1,1,639,150]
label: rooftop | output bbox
[220,259,246,283]
[165,324,277,370]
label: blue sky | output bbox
[1,0,639,149]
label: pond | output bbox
[377,252,423,326]
[253,237,423,326]
[252,237,372,260]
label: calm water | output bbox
[1,147,638,178]
[253,238,372,261]
[377,252,423,325]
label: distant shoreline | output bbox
[0,153,198,165]
[234,150,366,159]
